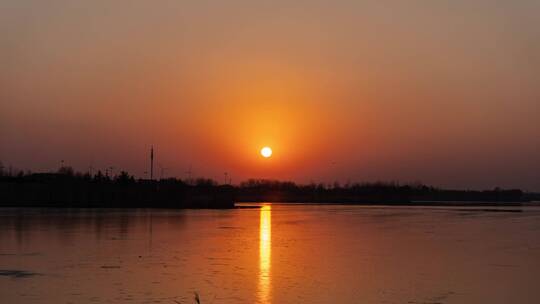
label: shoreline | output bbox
[0,200,535,210]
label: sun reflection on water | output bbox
[258,205,271,303]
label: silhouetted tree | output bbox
[195,178,217,187]
[58,166,74,176]
[115,171,135,184]
[94,170,105,182]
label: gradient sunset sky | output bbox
[1,1,539,190]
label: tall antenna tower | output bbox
[185,165,192,184]
[150,146,154,181]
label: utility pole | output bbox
[150,146,154,181]
[185,165,192,183]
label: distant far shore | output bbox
[237,201,530,207]
[0,201,533,209]
[0,168,535,209]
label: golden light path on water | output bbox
[258,205,272,303]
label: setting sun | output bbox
[261,147,273,158]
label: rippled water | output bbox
[1,204,540,303]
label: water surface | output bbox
[1,204,540,303]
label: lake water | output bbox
[1,204,540,303]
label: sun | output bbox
[260,147,273,158]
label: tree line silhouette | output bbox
[0,165,530,208]
[236,179,526,204]
[0,166,232,208]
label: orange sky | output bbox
[1,1,539,190]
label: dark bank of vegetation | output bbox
[525,192,540,202]
[235,179,527,205]
[0,167,234,209]
[0,166,530,208]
